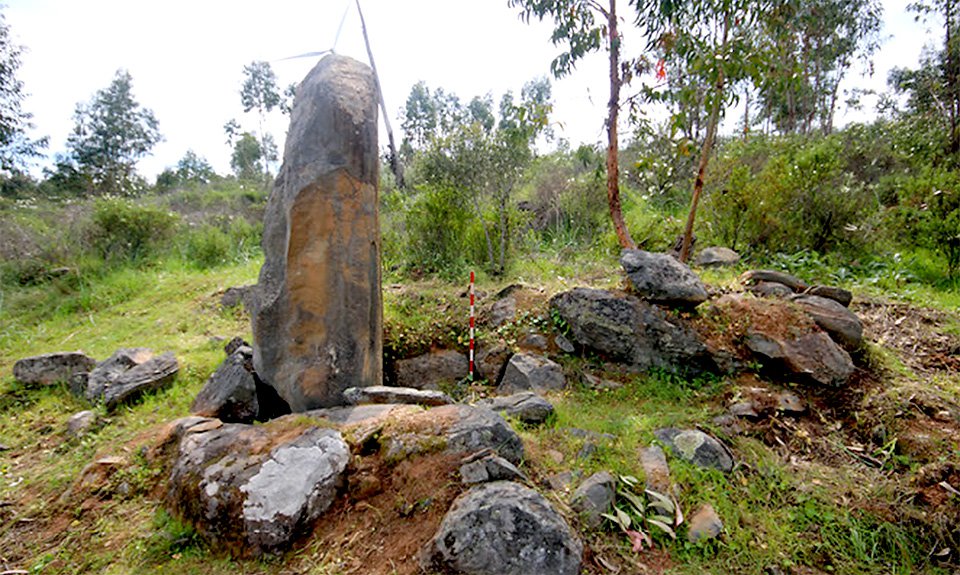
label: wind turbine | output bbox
[278,0,404,188]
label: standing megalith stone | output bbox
[252,54,381,411]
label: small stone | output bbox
[349,473,382,500]
[577,442,598,460]
[639,445,672,495]
[571,471,616,528]
[748,281,795,299]
[220,285,255,310]
[695,247,741,268]
[739,270,808,292]
[582,373,623,390]
[729,401,760,419]
[519,332,549,351]
[475,392,554,425]
[224,336,250,356]
[775,391,805,414]
[546,450,565,465]
[804,285,853,307]
[711,414,744,436]
[555,333,575,353]
[655,428,735,473]
[487,295,517,328]
[459,452,526,485]
[342,386,454,407]
[687,504,723,542]
[547,471,575,491]
[67,410,98,437]
[497,353,565,395]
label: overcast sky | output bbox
[4,0,934,180]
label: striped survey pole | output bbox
[469,271,475,381]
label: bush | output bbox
[883,167,960,277]
[88,197,178,264]
[404,184,472,274]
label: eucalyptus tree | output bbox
[507,0,638,249]
[67,70,161,195]
[0,10,45,173]
[240,60,281,181]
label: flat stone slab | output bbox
[740,270,808,292]
[342,385,454,407]
[13,352,96,386]
[475,392,554,425]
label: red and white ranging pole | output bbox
[469,270,475,381]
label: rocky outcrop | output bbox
[620,249,708,307]
[475,392,554,425]
[497,352,565,394]
[252,54,382,411]
[191,347,259,423]
[655,428,735,473]
[395,349,468,390]
[550,287,715,375]
[13,352,95,386]
[166,419,349,556]
[421,481,583,575]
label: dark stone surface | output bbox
[475,392,554,425]
[342,385,453,407]
[252,54,381,411]
[497,352,565,394]
[13,352,96,386]
[191,349,259,423]
[101,352,179,410]
[571,471,616,528]
[804,285,853,307]
[620,249,708,307]
[739,269,808,292]
[421,481,583,575]
[550,287,715,375]
[695,247,741,268]
[84,348,155,402]
[395,349,468,390]
[790,294,864,350]
[655,427,735,473]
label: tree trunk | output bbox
[605,0,635,250]
[356,0,405,188]
[679,12,730,263]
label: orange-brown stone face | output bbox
[252,54,381,411]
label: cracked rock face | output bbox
[421,481,583,575]
[252,54,381,411]
[166,421,349,555]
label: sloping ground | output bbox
[1,260,959,574]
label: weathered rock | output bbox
[620,249,708,307]
[224,336,249,356]
[581,372,623,390]
[776,391,806,414]
[748,281,795,299]
[67,410,99,437]
[790,294,864,350]
[498,353,565,394]
[459,451,527,485]
[487,295,517,328]
[421,481,583,575]
[746,331,854,386]
[84,348,155,402]
[191,349,259,423]
[687,504,723,542]
[739,270,808,292]
[220,285,256,311]
[550,288,715,375]
[695,247,741,268]
[655,428,734,473]
[554,334,575,354]
[252,54,381,411]
[475,392,554,425]
[100,353,179,411]
[571,471,616,528]
[729,401,760,419]
[13,351,96,386]
[342,385,453,407]
[519,332,549,352]
[547,471,576,491]
[381,404,524,464]
[166,420,349,556]
[475,343,511,383]
[395,349,468,390]
[804,285,853,307]
[639,445,672,495]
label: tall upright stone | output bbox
[252,55,381,411]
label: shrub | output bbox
[404,184,471,273]
[88,197,178,264]
[883,167,960,277]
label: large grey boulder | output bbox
[421,481,583,575]
[395,349,468,390]
[571,471,616,528]
[655,428,735,473]
[620,249,708,307]
[166,420,349,556]
[191,347,259,423]
[475,391,554,425]
[550,288,715,375]
[497,352,565,394]
[790,294,863,350]
[13,352,95,386]
[252,54,381,411]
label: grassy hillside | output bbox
[1,251,958,574]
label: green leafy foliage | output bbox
[89,197,178,264]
